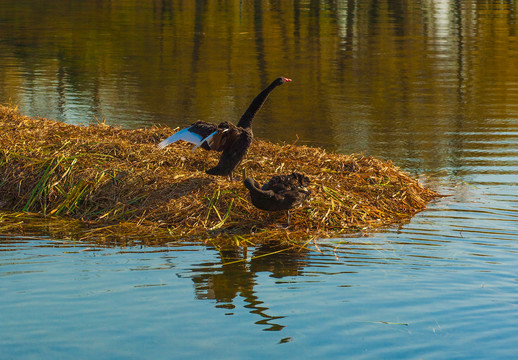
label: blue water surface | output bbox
[1,0,518,358]
[1,179,517,359]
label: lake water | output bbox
[1,1,517,359]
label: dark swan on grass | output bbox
[244,172,311,226]
[158,77,292,180]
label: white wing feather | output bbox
[191,131,217,152]
[157,127,204,149]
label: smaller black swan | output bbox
[244,173,311,225]
[158,77,292,180]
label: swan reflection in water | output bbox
[188,243,309,331]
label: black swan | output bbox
[244,172,311,225]
[158,77,292,180]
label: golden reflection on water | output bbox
[1,0,518,176]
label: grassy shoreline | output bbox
[0,105,439,245]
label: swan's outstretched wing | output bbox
[158,121,219,150]
[191,130,217,151]
[193,128,230,152]
[158,127,204,149]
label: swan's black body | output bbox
[204,123,253,177]
[158,77,291,179]
[244,173,310,225]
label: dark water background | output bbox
[1,1,517,359]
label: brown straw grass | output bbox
[0,105,439,246]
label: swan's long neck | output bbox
[244,178,265,195]
[237,81,280,129]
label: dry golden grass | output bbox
[0,105,439,245]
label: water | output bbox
[1,1,517,359]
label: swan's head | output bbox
[276,77,292,85]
